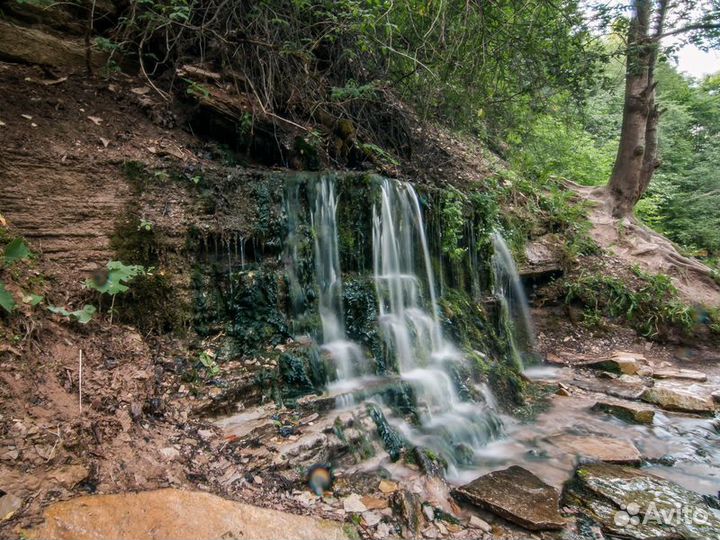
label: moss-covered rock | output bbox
[278,343,327,399]
[367,402,408,462]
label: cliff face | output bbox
[0,51,527,536]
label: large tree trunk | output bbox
[608,0,653,217]
[638,0,669,199]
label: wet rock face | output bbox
[549,435,641,465]
[591,399,655,424]
[27,489,349,540]
[452,465,565,531]
[563,463,720,540]
[652,368,708,382]
[642,382,717,415]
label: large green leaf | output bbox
[4,238,31,266]
[22,293,44,306]
[0,281,16,313]
[86,260,146,295]
[48,304,96,324]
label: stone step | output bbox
[591,399,656,424]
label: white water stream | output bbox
[492,231,537,369]
[311,176,367,387]
[290,175,504,470]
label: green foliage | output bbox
[708,308,720,335]
[0,281,16,313]
[564,268,695,338]
[21,293,43,306]
[330,81,377,102]
[198,349,220,377]
[113,0,603,154]
[509,112,615,186]
[634,64,720,257]
[440,191,467,262]
[137,219,153,232]
[86,260,147,296]
[185,79,210,98]
[94,37,121,53]
[48,304,97,324]
[3,238,31,266]
[358,143,399,166]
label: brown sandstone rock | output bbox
[452,466,564,531]
[550,434,641,464]
[591,399,655,424]
[28,488,348,540]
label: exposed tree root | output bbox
[567,182,720,307]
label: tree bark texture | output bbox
[608,0,653,217]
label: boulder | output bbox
[520,237,563,280]
[652,368,707,382]
[591,399,655,424]
[563,463,720,540]
[27,489,348,540]
[550,435,641,464]
[452,466,564,531]
[641,382,716,415]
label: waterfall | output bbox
[310,176,367,387]
[372,179,501,471]
[491,232,536,369]
[284,174,502,468]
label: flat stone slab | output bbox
[27,489,349,540]
[563,463,720,540]
[452,465,564,531]
[641,382,716,415]
[570,377,647,401]
[652,368,707,382]
[550,435,641,464]
[591,399,655,424]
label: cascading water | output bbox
[372,179,501,472]
[284,174,502,469]
[491,232,536,369]
[310,176,367,388]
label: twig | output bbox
[85,0,97,75]
[79,349,83,413]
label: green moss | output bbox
[111,216,160,267]
[108,214,189,334]
[195,268,290,354]
[342,276,384,371]
[488,360,526,409]
[367,402,408,462]
[278,343,327,399]
[113,272,191,334]
[336,174,376,272]
[122,160,148,192]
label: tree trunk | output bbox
[608,0,653,217]
[638,0,669,199]
[638,95,659,197]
